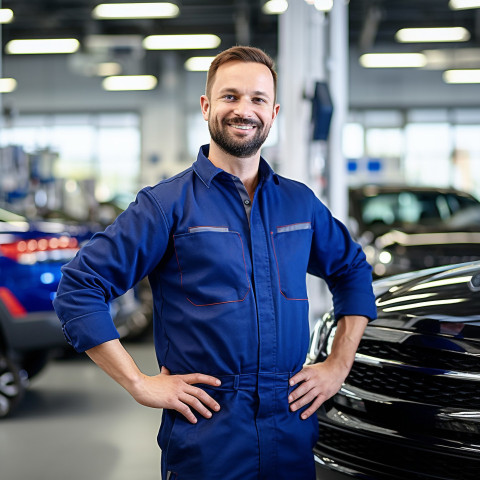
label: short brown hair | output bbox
[206,46,277,101]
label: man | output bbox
[54,46,376,480]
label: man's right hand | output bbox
[131,366,222,424]
[85,339,221,424]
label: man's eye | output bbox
[253,98,266,104]
[224,95,236,101]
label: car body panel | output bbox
[314,261,480,480]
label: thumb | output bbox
[161,366,171,375]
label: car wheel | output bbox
[0,353,26,418]
[20,350,51,380]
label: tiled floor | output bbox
[0,342,162,480]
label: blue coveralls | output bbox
[54,145,376,480]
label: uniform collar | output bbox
[193,144,278,188]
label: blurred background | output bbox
[1,1,480,479]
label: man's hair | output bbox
[205,46,277,101]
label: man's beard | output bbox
[208,116,271,158]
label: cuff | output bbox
[63,311,120,352]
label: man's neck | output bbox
[208,142,261,200]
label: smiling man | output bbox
[54,46,376,480]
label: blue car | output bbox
[0,207,147,417]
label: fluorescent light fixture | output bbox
[102,75,158,91]
[313,0,333,11]
[443,69,480,83]
[92,3,179,19]
[360,53,427,68]
[449,0,480,10]
[0,78,17,93]
[262,0,288,15]
[143,34,221,50]
[184,56,215,72]
[395,27,470,43]
[95,62,122,76]
[0,8,14,23]
[6,39,80,55]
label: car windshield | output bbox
[360,191,480,230]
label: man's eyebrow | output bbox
[218,87,272,99]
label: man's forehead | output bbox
[212,61,275,94]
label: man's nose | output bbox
[233,98,253,117]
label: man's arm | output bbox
[86,339,221,424]
[288,315,368,420]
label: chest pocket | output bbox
[271,222,313,301]
[173,227,251,306]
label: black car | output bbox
[310,261,480,480]
[349,185,480,277]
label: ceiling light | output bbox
[184,56,215,72]
[92,3,179,19]
[0,8,14,23]
[395,27,470,43]
[5,39,80,55]
[360,53,427,68]
[262,0,288,15]
[313,0,333,11]
[102,75,158,91]
[143,34,221,50]
[0,78,17,93]
[443,69,480,83]
[449,0,480,10]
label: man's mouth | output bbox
[230,124,255,130]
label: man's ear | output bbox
[200,95,210,121]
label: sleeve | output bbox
[307,194,377,322]
[53,188,170,352]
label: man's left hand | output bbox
[288,360,348,420]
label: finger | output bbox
[180,393,213,419]
[183,373,222,387]
[289,370,307,387]
[288,382,310,403]
[290,389,317,411]
[186,385,221,412]
[300,396,326,420]
[174,401,197,424]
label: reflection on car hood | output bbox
[372,261,480,339]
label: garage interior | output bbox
[1,1,480,479]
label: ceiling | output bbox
[1,1,479,66]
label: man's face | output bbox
[201,61,279,158]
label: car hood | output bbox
[372,261,480,341]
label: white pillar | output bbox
[327,0,349,223]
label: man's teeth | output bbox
[231,125,254,130]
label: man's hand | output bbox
[85,339,221,424]
[288,315,369,420]
[288,359,348,420]
[131,366,221,424]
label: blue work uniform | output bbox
[54,145,377,480]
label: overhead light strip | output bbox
[92,3,179,19]
[143,34,221,50]
[262,0,289,14]
[102,75,158,91]
[359,53,427,68]
[0,8,14,23]
[184,57,216,72]
[443,69,480,83]
[5,39,80,55]
[0,78,17,93]
[449,0,480,10]
[395,27,470,43]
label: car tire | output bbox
[0,352,26,418]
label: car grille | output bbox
[356,340,480,373]
[316,422,480,480]
[346,362,480,408]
